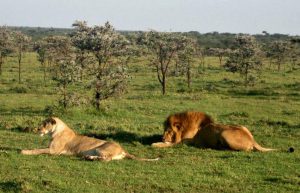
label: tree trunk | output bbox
[95,91,101,110]
[0,56,2,75]
[63,84,67,109]
[43,61,46,84]
[219,56,223,67]
[187,65,191,88]
[0,53,3,75]
[162,75,166,95]
[244,70,248,86]
[18,53,22,84]
[174,60,179,76]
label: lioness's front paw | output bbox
[21,150,30,154]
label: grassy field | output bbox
[0,53,299,193]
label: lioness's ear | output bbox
[50,118,56,125]
[45,118,56,125]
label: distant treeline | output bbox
[8,26,298,49]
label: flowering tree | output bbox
[145,31,187,94]
[0,26,14,75]
[268,41,290,71]
[224,35,262,86]
[33,39,48,82]
[13,31,31,83]
[177,37,197,88]
[71,21,129,110]
[39,36,79,108]
[70,21,92,80]
[208,47,231,67]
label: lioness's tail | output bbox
[125,153,160,161]
[253,141,276,152]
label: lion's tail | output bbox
[253,141,276,152]
[253,141,295,153]
[125,153,160,161]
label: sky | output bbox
[0,0,299,35]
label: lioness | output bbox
[191,123,275,151]
[152,111,213,148]
[21,117,159,161]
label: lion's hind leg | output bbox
[220,128,254,151]
[80,148,111,161]
[83,153,112,162]
[82,142,124,161]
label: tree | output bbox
[35,35,79,108]
[13,31,31,83]
[72,21,129,110]
[196,47,207,71]
[268,40,290,71]
[49,36,79,108]
[70,21,92,80]
[208,47,231,67]
[177,38,197,88]
[224,35,262,86]
[33,40,48,83]
[0,26,13,75]
[55,53,79,109]
[145,31,186,95]
[289,39,300,69]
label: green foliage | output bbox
[145,31,191,94]
[207,47,231,66]
[12,31,31,83]
[224,35,262,86]
[177,37,197,88]
[71,21,129,110]
[9,85,29,93]
[266,40,291,71]
[0,26,14,75]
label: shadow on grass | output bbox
[0,108,45,116]
[264,176,299,186]
[0,181,23,193]
[84,130,162,145]
[0,146,22,152]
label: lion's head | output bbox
[162,119,182,143]
[161,111,214,144]
[38,117,57,136]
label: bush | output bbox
[9,85,28,93]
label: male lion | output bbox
[151,111,277,152]
[191,123,275,151]
[21,117,159,161]
[152,111,213,148]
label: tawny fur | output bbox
[152,111,275,152]
[152,111,213,147]
[21,117,159,161]
[192,123,275,151]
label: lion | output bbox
[151,111,277,152]
[21,117,159,161]
[151,111,214,148]
[191,123,276,151]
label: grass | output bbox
[0,54,299,193]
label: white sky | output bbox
[0,0,299,35]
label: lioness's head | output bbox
[37,118,57,136]
[162,119,182,143]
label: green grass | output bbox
[0,54,300,193]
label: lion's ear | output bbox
[173,123,182,131]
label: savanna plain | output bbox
[0,54,300,193]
